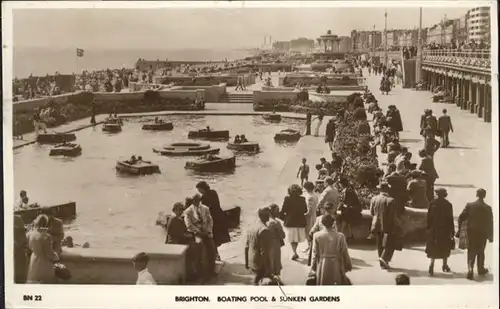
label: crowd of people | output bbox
[425,39,490,51]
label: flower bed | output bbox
[334,93,382,208]
[13,91,201,135]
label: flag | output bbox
[76,48,84,57]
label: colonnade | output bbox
[422,69,491,123]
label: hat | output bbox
[434,188,447,195]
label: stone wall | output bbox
[153,74,255,87]
[13,90,203,135]
[60,245,188,284]
[280,75,363,87]
[262,85,367,92]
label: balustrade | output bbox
[422,49,490,69]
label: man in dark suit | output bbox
[418,149,439,201]
[245,208,272,285]
[370,182,399,269]
[438,108,454,147]
[458,189,493,280]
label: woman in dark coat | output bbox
[386,105,403,137]
[425,188,454,276]
[196,181,230,260]
[280,184,308,261]
[337,178,363,241]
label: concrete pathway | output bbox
[213,70,495,286]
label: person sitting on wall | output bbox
[234,135,241,144]
[240,135,249,143]
[323,85,330,94]
[316,84,323,94]
[205,126,211,132]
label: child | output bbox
[296,158,310,187]
[132,252,156,285]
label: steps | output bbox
[219,93,254,104]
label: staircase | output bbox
[219,93,254,104]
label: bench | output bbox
[60,245,188,284]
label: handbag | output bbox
[457,220,468,250]
[54,263,71,281]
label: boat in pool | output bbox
[49,143,82,157]
[156,206,241,229]
[227,142,260,153]
[36,133,76,144]
[153,142,220,156]
[102,123,122,133]
[15,202,77,223]
[274,129,301,142]
[116,160,161,175]
[185,155,236,172]
[187,129,230,140]
[262,113,282,122]
[142,122,174,131]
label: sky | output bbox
[11,6,475,50]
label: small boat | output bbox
[116,160,161,175]
[49,143,82,157]
[187,129,230,140]
[142,122,174,131]
[262,113,282,122]
[15,202,76,223]
[105,117,123,125]
[274,129,301,142]
[102,123,122,133]
[227,142,260,153]
[153,142,220,156]
[156,206,241,229]
[36,133,76,144]
[185,155,236,172]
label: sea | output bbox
[12,47,253,78]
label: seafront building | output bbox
[466,6,491,42]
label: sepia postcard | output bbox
[2,1,498,308]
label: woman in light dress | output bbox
[310,215,352,285]
[27,214,59,283]
[279,184,308,261]
[267,204,286,276]
[302,182,318,252]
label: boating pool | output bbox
[13,115,304,249]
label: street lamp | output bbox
[416,7,423,83]
[384,9,388,66]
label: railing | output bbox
[422,49,491,69]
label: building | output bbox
[338,36,353,53]
[351,30,383,51]
[426,19,455,45]
[466,6,490,42]
[454,17,468,43]
[317,31,341,52]
[290,38,315,53]
[272,41,291,52]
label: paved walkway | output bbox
[213,70,494,286]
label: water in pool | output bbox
[14,115,305,249]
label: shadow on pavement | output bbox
[351,257,371,267]
[399,138,422,144]
[446,145,477,150]
[435,183,476,189]
[210,261,254,285]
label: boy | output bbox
[296,158,310,187]
[132,252,156,285]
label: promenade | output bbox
[214,71,494,285]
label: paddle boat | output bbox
[116,159,161,175]
[227,141,260,153]
[262,113,282,122]
[153,142,220,156]
[274,129,301,142]
[102,123,122,133]
[15,201,77,223]
[187,126,230,141]
[156,206,241,229]
[36,133,76,144]
[185,155,236,172]
[142,122,174,131]
[49,143,82,157]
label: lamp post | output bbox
[384,10,388,66]
[416,7,423,83]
